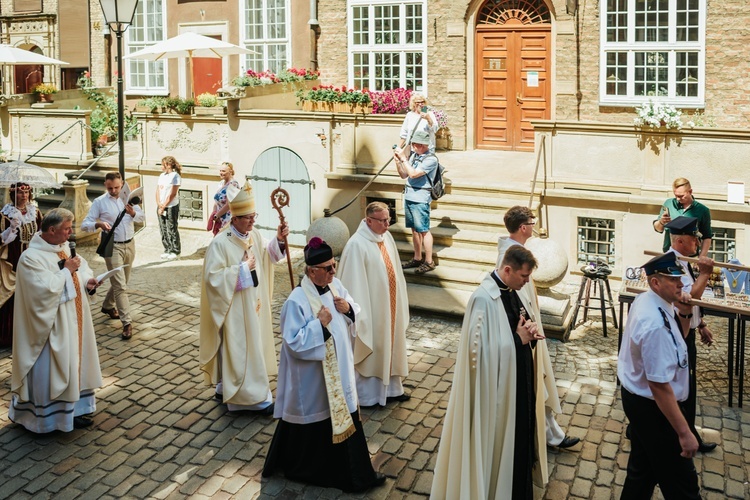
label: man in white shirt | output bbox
[617,252,699,499]
[81,172,145,340]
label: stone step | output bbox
[429,208,506,232]
[401,263,487,292]
[447,179,542,199]
[394,240,498,270]
[406,282,472,316]
[389,222,500,250]
[435,193,541,214]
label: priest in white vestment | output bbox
[495,207,580,463]
[338,201,410,406]
[263,238,386,492]
[199,181,287,414]
[10,208,103,433]
[432,245,547,500]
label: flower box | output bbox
[194,106,226,116]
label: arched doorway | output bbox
[14,45,44,94]
[475,0,551,151]
[249,147,312,247]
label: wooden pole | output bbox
[643,250,750,272]
[271,187,295,290]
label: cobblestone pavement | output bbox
[0,227,748,499]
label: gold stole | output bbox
[57,251,83,370]
[300,275,356,443]
[377,241,397,364]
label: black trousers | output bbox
[620,387,700,500]
[683,328,703,445]
[158,205,181,255]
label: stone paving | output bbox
[0,226,748,499]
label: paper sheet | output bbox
[96,265,129,283]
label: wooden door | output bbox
[192,57,222,96]
[476,26,550,151]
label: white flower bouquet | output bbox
[634,99,683,130]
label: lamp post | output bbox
[99,0,139,180]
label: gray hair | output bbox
[41,207,74,232]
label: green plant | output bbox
[137,96,168,112]
[34,83,58,95]
[296,85,371,106]
[77,72,136,146]
[195,92,219,107]
[165,96,194,114]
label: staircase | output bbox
[390,180,540,316]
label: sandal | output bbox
[402,258,423,269]
[415,261,436,275]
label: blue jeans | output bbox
[404,200,430,233]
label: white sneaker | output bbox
[167,253,179,260]
[160,253,170,260]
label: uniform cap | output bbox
[642,251,686,276]
[665,216,702,238]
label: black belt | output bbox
[114,238,133,244]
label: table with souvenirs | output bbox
[618,257,750,407]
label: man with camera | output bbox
[81,171,144,340]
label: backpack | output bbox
[424,153,446,200]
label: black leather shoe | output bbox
[214,392,223,402]
[698,441,717,453]
[73,416,93,429]
[555,436,581,449]
[386,392,411,403]
[253,403,274,416]
[373,472,386,486]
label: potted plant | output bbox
[194,92,225,115]
[135,96,169,113]
[33,83,58,103]
[432,108,450,150]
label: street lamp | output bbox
[99,0,139,180]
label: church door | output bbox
[475,0,552,151]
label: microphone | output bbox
[68,234,76,258]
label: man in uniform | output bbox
[496,206,579,452]
[81,172,145,340]
[394,129,438,274]
[199,181,288,414]
[653,177,712,256]
[618,252,700,499]
[665,216,717,452]
[10,208,103,432]
[432,245,547,499]
[338,201,410,406]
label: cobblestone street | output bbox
[0,227,748,499]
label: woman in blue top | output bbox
[209,162,240,236]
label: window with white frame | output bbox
[600,0,705,107]
[348,1,427,91]
[126,0,166,93]
[242,0,290,74]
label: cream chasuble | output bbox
[338,220,409,381]
[199,227,281,406]
[431,273,546,500]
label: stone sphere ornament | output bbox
[306,215,350,257]
[526,236,568,288]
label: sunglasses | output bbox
[312,263,337,273]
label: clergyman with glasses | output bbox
[199,180,288,415]
[338,201,411,407]
[617,251,700,499]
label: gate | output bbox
[249,147,312,247]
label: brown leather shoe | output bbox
[121,323,133,340]
[101,307,120,320]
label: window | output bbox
[242,0,290,74]
[708,227,736,263]
[126,0,166,93]
[577,217,616,266]
[348,1,427,91]
[179,189,204,221]
[600,0,705,107]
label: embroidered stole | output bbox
[300,275,356,443]
[57,251,84,370]
[377,241,397,354]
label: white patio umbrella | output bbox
[0,44,69,66]
[123,32,256,96]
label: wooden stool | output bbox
[570,267,618,337]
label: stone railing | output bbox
[531,120,750,200]
[4,107,93,163]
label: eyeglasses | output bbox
[367,216,390,225]
[523,221,536,226]
[312,263,336,273]
[236,213,257,221]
